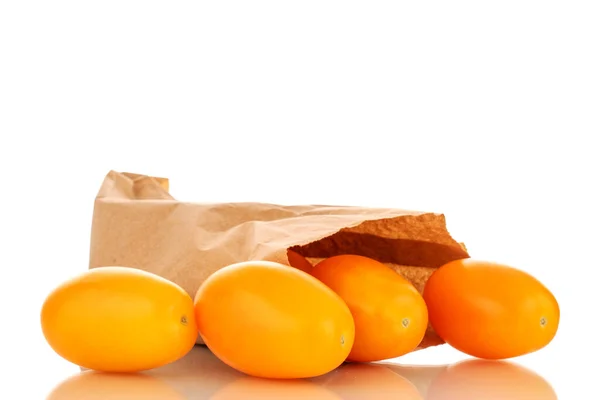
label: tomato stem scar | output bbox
[540,317,547,327]
[181,316,188,325]
[402,318,410,328]
[341,335,345,345]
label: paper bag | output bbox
[89,171,470,350]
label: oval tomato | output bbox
[310,255,428,362]
[423,259,560,359]
[194,260,355,379]
[41,266,198,372]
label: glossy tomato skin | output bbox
[423,259,560,359]
[310,255,429,362]
[287,249,314,274]
[41,266,198,372]
[194,261,355,379]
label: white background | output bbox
[1,1,598,398]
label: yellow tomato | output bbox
[41,266,198,372]
[194,260,355,379]
[310,255,428,362]
[423,259,560,359]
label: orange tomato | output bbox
[41,266,198,372]
[194,260,355,379]
[427,358,558,399]
[310,255,428,362]
[423,259,560,359]
[287,249,314,274]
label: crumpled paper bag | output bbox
[89,171,469,350]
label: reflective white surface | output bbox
[42,345,559,400]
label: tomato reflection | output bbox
[425,358,557,400]
[210,377,340,400]
[47,370,185,400]
[312,362,424,400]
[50,346,557,400]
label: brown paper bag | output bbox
[89,171,469,350]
